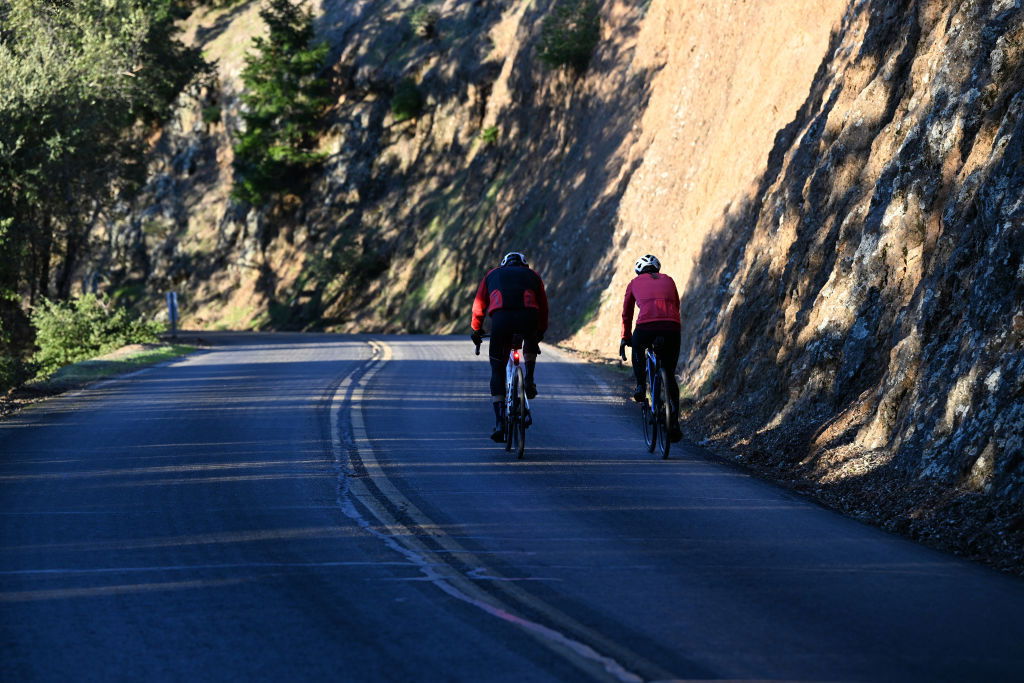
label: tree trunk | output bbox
[30,214,53,305]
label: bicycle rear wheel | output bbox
[641,400,656,452]
[657,368,672,459]
[504,385,514,453]
[511,368,527,459]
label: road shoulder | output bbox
[0,342,200,420]
[548,342,1024,578]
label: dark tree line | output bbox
[0,0,332,390]
[0,0,205,387]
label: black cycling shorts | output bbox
[487,309,540,397]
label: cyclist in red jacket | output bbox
[471,252,549,442]
[620,254,683,442]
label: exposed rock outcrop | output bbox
[669,0,1024,568]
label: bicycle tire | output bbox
[641,400,655,452]
[504,380,515,453]
[657,367,672,459]
[642,363,657,452]
[515,368,527,459]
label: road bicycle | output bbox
[625,336,672,459]
[475,333,531,459]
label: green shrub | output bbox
[391,78,424,122]
[538,0,601,73]
[0,353,33,394]
[202,104,222,125]
[410,5,440,38]
[479,125,500,144]
[31,294,164,377]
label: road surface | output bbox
[2,333,1022,681]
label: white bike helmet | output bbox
[634,254,661,275]
[501,252,528,267]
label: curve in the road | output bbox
[333,339,658,683]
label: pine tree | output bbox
[232,0,330,206]
[538,0,601,74]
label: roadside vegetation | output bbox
[31,294,164,378]
[36,344,195,392]
[0,291,186,416]
[0,0,208,393]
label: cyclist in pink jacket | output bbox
[620,254,683,442]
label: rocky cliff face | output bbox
[671,0,1024,535]
[686,0,1024,566]
[95,0,1023,560]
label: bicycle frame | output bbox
[645,347,660,408]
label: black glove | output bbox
[471,330,483,347]
[619,338,629,361]
[536,332,544,343]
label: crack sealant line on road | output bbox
[329,338,652,683]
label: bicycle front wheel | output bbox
[657,368,672,459]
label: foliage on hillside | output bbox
[232,0,329,206]
[538,0,601,73]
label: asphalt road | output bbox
[2,333,1022,681]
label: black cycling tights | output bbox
[488,309,540,399]
[631,327,681,413]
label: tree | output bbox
[538,0,601,74]
[0,0,204,384]
[232,0,330,206]
[0,0,205,297]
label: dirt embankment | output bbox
[94,0,1023,570]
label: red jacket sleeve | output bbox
[536,276,549,333]
[621,280,636,339]
[471,276,489,331]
